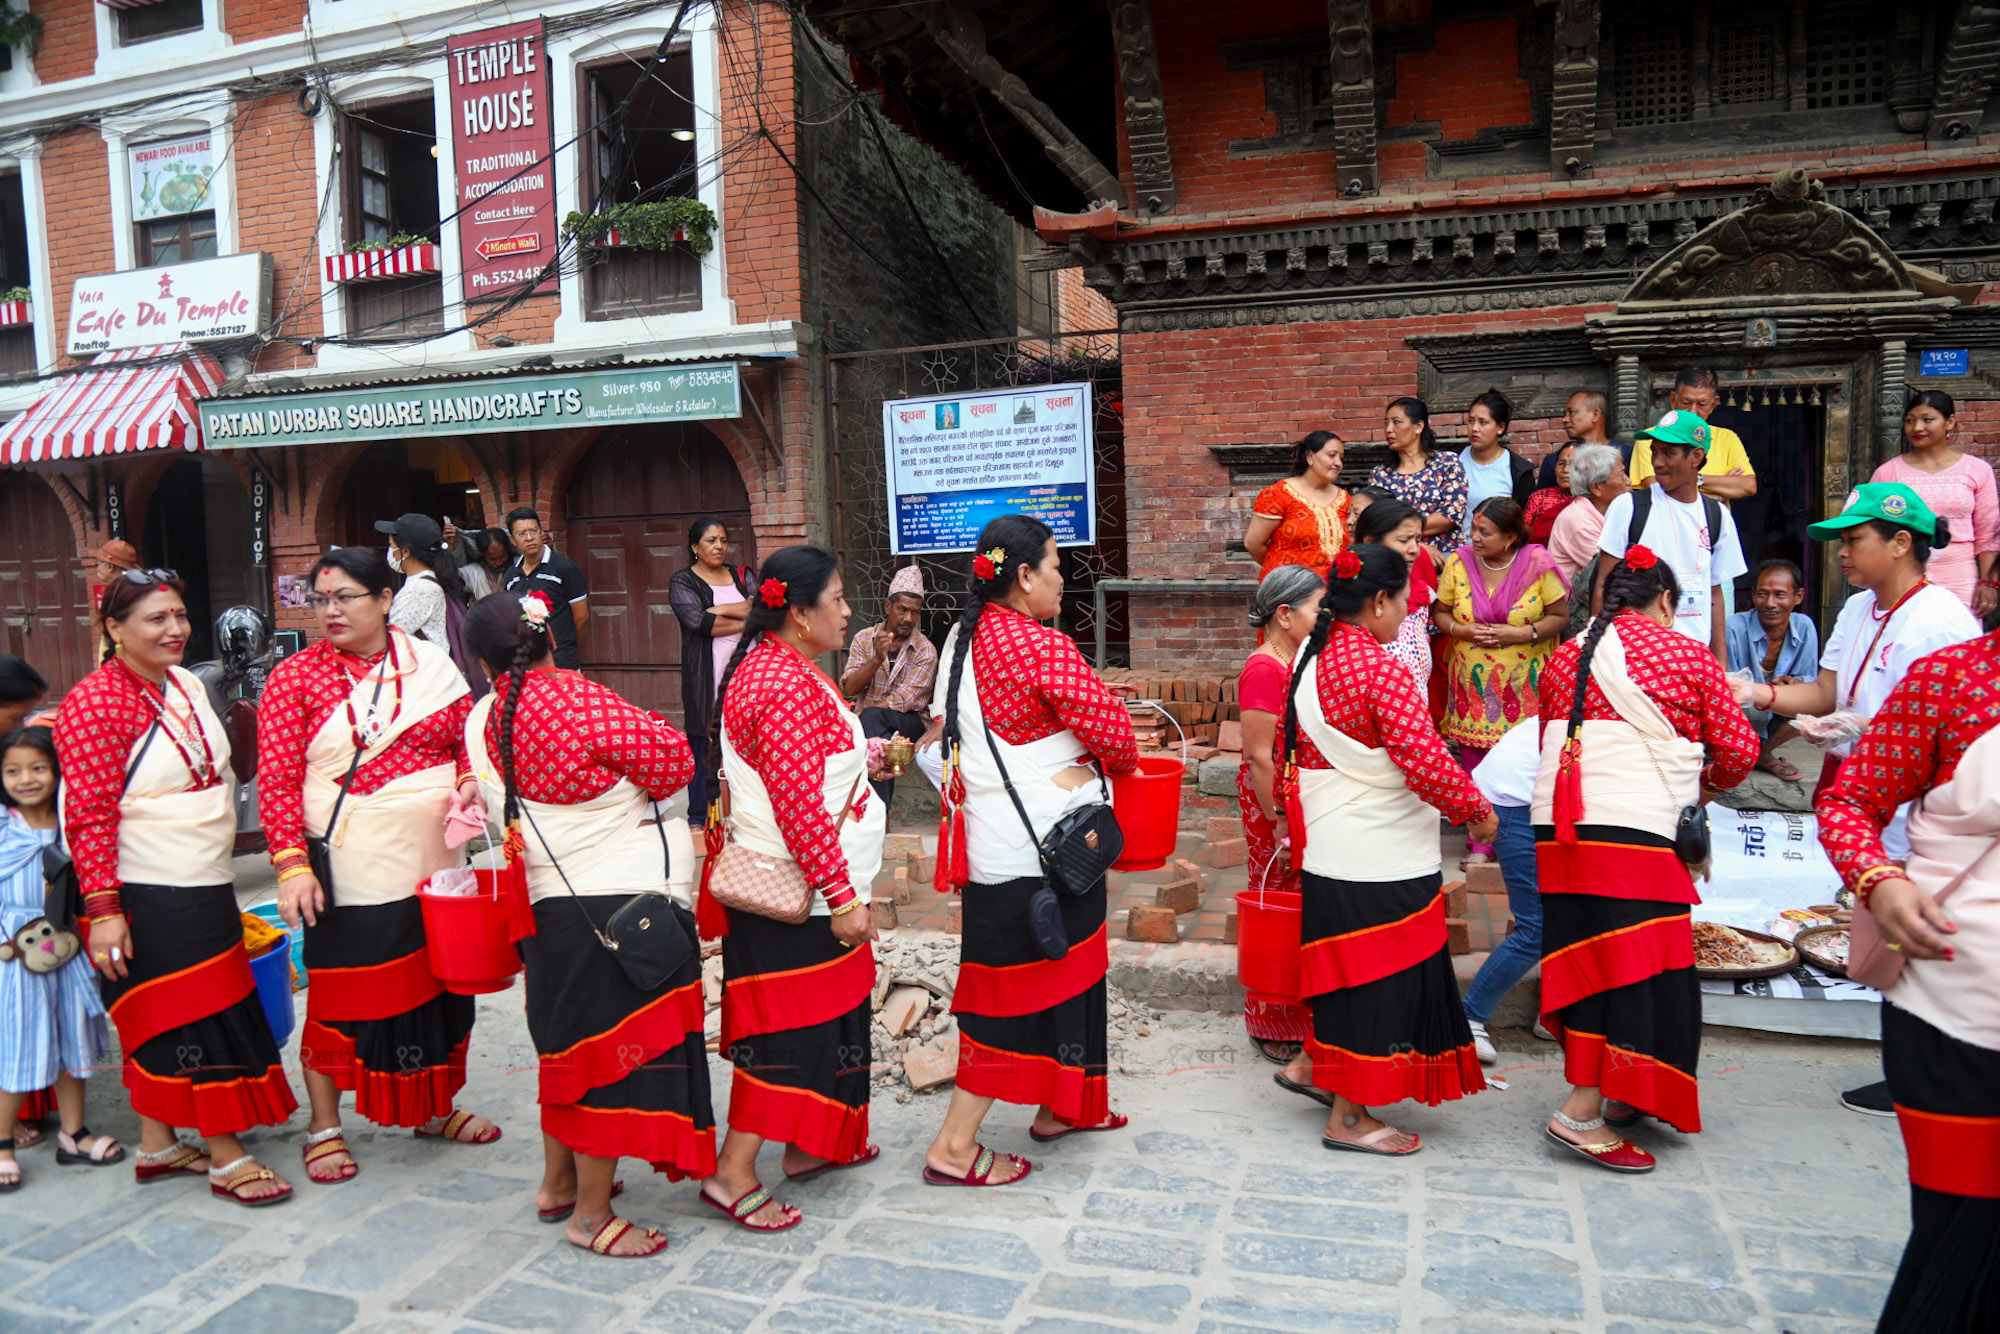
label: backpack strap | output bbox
[1625,485,1651,551]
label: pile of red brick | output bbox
[1099,669,1244,763]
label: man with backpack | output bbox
[1591,410,1747,663]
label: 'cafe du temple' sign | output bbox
[67,253,274,355]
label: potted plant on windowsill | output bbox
[0,4,43,73]
[0,286,30,326]
[325,233,444,284]
[561,199,716,255]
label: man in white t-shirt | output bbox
[1593,410,1746,662]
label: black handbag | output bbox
[521,801,695,992]
[1674,804,1712,867]
[306,670,388,908]
[979,717,1124,897]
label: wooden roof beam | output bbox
[1549,0,1598,180]
[1929,0,2000,147]
[1111,0,1177,216]
[1327,0,1377,197]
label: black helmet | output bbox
[214,605,271,669]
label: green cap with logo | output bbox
[1634,409,1710,452]
[1806,481,1947,546]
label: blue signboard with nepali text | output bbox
[882,382,1095,555]
[1920,349,1970,377]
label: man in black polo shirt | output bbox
[500,506,590,669]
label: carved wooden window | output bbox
[1804,4,1889,107]
[1614,24,1693,127]
[1711,14,1786,109]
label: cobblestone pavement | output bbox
[2,980,1904,1334]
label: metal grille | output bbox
[1712,14,1784,106]
[826,331,1128,660]
[1805,5,1889,107]
[1614,25,1693,127]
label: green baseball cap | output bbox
[1634,409,1710,452]
[1807,481,1948,546]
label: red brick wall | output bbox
[38,128,116,361]
[230,92,321,368]
[1384,19,1532,144]
[717,1,803,325]
[225,0,303,44]
[28,0,97,84]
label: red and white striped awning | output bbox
[324,243,442,284]
[0,344,224,465]
[97,0,170,10]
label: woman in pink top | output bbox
[1871,392,1999,616]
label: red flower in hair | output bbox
[971,552,997,580]
[759,577,787,609]
[1332,550,1362,580]
[1624,545,1660,571]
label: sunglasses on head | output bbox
[118,568,179,585]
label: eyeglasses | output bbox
[118,567,179,585]
[306,591,378,612]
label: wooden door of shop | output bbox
[565,423,753,720]
[0,472,93,698]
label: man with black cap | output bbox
[499,507,589,670]
[1592,409,1747,663]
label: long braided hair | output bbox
[460,591,555,829]
[940,514,1055,755]
[1548,552,1682,843]
[706,544,841,760]
[1279,544,1408,769]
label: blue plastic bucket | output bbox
[245,920,296,1049]
[248,902,307,987]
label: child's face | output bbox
[2,746,55,809]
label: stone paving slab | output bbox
[0,975,1904,1334]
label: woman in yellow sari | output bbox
[1431,498,1568,860]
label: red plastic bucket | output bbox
[417,868,524,995]
[1235,887,1303,1004]
[1110,754,1186,871]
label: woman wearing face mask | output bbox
[56,573,297,1206]
[377,514,471,649]
[1868,391,1999,616]
[1370,397,1468,564]
[1273,543,1496,1155]
[258,547,496,1186]
[1235,566,1326,1062]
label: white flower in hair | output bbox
[518,593,552,629]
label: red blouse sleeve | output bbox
[1817,652,1954,891]
[255,655,315,861]
[54,670,148,921]
[1237,653,1290,716]
[1687,646,1760,793]
[583,687,694,802]
[1039,633,1140,775]
[727,648,854,894]
[1365,666,1491,825]
[1252,481,1291,518]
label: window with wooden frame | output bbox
[339,97,445,342]
[1611,0,1896,129]
[116,0,204,46]
[137,210,217,267]
[0,171,31,380]
[576,48,701,321]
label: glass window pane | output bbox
[362,178,389,219]
[360,131,387,176]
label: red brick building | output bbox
[806,0,2000,671]
[0,0,1020,706]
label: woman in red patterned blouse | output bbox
[925,516,1140,1187]
[259,547,494,1187]
[1236,564,1325,1060]
[1276,543,1495,1156]
[56,574,297,1206]
[1533,550,1757,1174]
[1816,630,2000,1333]
[462,591,706,1259]
[704,546,890,1230]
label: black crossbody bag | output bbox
[43,722,160,933]
[306,670,389,909]
[978,717,1124,896]
[520,800,694,991]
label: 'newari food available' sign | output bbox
[67,253,273,355]
[448,19,557,299]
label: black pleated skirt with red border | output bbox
[719,908,872,1164]
[102,883,297,1135]
[1877,1000,2000,1334]
[1299,870,1483,1107]
[299,898,473,1128]
[522,896,716,1180]
[1536,823,1702,1133]
[953,875,1110,1127]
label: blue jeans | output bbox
[1463,804,1544,1023]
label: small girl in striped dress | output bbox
[1,726,120,1190]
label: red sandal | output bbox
[699,1184,802,1232]
[1545,1113,1655,1174]
[302,1128,357,1184]
[414,1110,501,1144]
[536,1178,624,1224]
[571,1214,668,1258]
[208,1157,294,1207]
[1031,1113,1128,1143]
[133,1141,209,1184]
[922,1144,1033,1186]
[785,1144,881,1181]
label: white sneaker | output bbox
[1532,1021,1556,1042]
[1468,1019,1497,1065]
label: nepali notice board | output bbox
[1693,805,1880,1039]
[882,383,1095,555]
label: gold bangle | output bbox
[827,899,861,917]
[277,865,313,884]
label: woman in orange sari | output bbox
[1247,432,1350,581]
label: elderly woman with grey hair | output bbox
[1548,442,1632,638]
[1236,564,1326,1061]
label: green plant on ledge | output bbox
[1,286,29,304]
[561,199,716,255]
[346,233,430,254]
[0,4,43,55]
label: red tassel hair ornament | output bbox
[1552,733,1585,844]
[1281,757,1308,874]
[695,800,731,940]
[941,743,970,892]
